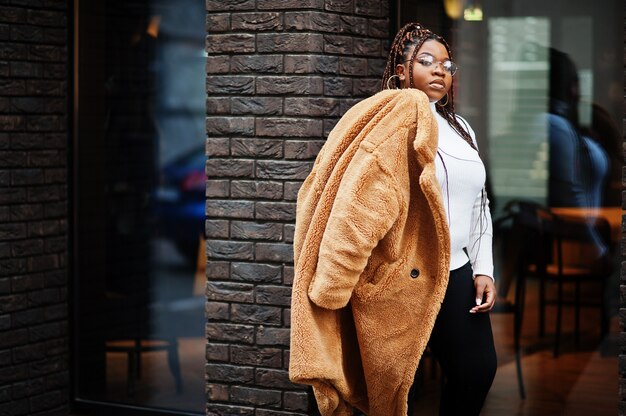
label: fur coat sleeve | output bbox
[309,151,402,309]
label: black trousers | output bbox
[408,262,497,416]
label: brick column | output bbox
[0,1,69,415]
[205,0,388,414]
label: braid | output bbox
[382,22,477,152]
[382,22,426,90]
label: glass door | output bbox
[398,0,621,414]
[72,0,206,413]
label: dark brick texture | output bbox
[0,0,69,415]
[205,0,389,413]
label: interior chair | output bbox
[512,201,611,357]
[104,290,183,397]
[535,210,612,357]
[105,337,182,397]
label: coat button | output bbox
[410,268,420,278]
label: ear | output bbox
[395,64,406,80]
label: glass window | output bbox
[73,0,206,413]
[399,0,621,413]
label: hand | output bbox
[470,275,496,313]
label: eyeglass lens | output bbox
[418,54,458,75]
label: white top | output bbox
[430,102,494,279]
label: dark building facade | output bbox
[0,1,70,415]
[205,1,389,414]
[0,0,624,415]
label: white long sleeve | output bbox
[431,103,494,279]
[467,188,494,278]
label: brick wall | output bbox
[204,0,389,414]
[0,1,69,415]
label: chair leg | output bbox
[127,351,136,397]
[167,339,183,394]
[539,279,546,337]
[554,280,564,357]
[514,274,526,399]
[598,308,609,358]
[514,344,525,399]
[134,339,142,380]
[600,278,609,341]
[575,279,581,346]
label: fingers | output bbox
[470,276,496,313]
[475,284,484,308]
[472,288,495,313]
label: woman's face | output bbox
[395,39,453,103]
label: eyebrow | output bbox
[417,52,451,61]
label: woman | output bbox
[289,23,496,416]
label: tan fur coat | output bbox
[289,89,451,416]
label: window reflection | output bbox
[75,0,205,413]
[400,0,621,413]
[488,17,550,204]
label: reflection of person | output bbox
[547,48,609,210]
[496,49,617,305]
[289,23,496,416]
[547,48,609,259]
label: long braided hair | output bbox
[382,22,477,152]
[383,22,489,259]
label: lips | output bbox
[429,79,446,89]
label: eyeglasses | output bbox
[416,54,458,76]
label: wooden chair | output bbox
[511,201,611,357]
[535,210,611,356]
[104,290,184,397]
[106,337,183,396]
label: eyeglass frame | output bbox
[415,52,459,76]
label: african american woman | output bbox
[290,22,497,416]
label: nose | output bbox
[432,62,445,75]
